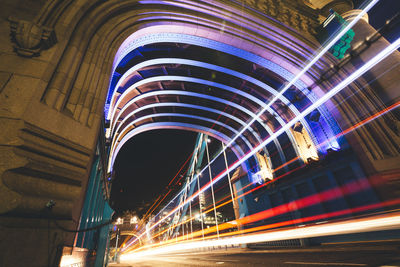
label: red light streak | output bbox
[122,32,400,251]
[144,174,387,245]
[132,199,400,255]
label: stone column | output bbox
[342,9,400,106]
[0,2,97,265]
[317,0,354,17]
[310,3,400,201]
[340,9,400,202]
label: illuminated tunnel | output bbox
[91,1,400,240]
[94,1,379,228]
[38,0,399,255]
[105,34,342,181]
[3,0,400,265]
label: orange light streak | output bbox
[124,100,400,250]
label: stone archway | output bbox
[1,0,399,266]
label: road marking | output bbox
[322,239,400,245]
[285,262,367,266]
[216,262,225,264]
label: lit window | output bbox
[130,216,138,224]
[292,122,319,163]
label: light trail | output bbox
[150,193,233,242]
[121,212,400,261]
[183,34,400,212]
[130,199,400,254]
[138,98,399,250]
[239,89,397,196]
[139,141,392,245]
[335,100,400,137]
[153,99,400,241]
[147,174,389,244]
[126,98,399,249]
[122,35,400,250]
[121,1,383,248]
[142,189,172,222]
[110,0,377,173]
[137,0,378,221]
[161,0,379,191]
[180,102,400,239]
[140,150,194,223]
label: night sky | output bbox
[110,130,197,214]
[354,0,400,42]
[109,0,399,215]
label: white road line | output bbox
[284,262,367,266]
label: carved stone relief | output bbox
[8,17,57,57]
[242,0,319,35]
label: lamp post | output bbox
[114,227,119,262]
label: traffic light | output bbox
[316,9,355,59]
[330,28,355,59]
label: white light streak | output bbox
[122,0,381,249]
[123,35,400,250]
[121,213,400,261]
[140,0,380,225]
[220,0,379,151]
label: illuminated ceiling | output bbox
[105,33,341,176]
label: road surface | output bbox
[109,243,400,266]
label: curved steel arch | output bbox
[113,112,255,155]
[112,102,264,150]
[111,58,306,138]
[107,33,341,151]
[109,59,292,117]
[110,75,298,141]
[109,58,330,157]
[111,89,266,137]
[109,75,275,122]
[109,58,325,148]
[108,122,247,172]
[106,32,342,180]
[110,76,300,169]
[111,58,291,112]
[112,102,274,167]
[114,33,308,92]
[109,89,288,168]
[115,103,261,139]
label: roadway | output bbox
[109,242,400,267]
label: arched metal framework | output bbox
[106,32,342,180]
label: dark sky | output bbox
[110,130,197,213]
[353,0,400,42]
[109,0,399,214]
